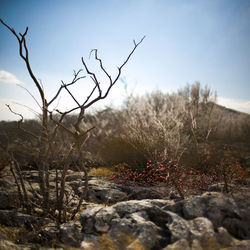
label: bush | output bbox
[119,92,190,167]
[110,147,250,198]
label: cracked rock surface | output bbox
[1,167,250,249]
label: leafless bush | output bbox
[124,92,190,161]
[96,83,250,171]
[0,18,144,222]
[96,91,191,167]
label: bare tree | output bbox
[0,18,144,222]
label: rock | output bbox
[0,210,36,228]
[0,172,21,209]
[86,177,127,204]
[112,199,155,215]
[0,174,16,189]
[59,221,84,247]
[216,227,237,247]
[80,200,168,249]
[165,211,215,243]
[79,198,250,249]
[87,187,126,204]
[1,168,250,249]
[80,241,95,249]
[0,210,51,229]
[126,238,147,250]
[94,207,118,232]
[39,247,64,250]
[164,192,250,240]
[41,223,59,240]
[163,239,191,250]
[65,173,83,182]
[110,211,161,249]
[233,240,250,249]
[120,184,170,200]
[0,168,42,210]
[164,214,250,250]
[80,205,104,234]
[0,191,20,209]
[21,170,40,182]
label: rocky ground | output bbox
[0,166,250,249]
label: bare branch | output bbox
[48,69,85,106]
[90,49,112,83]
[81,58,102,95]
[0,18,46,105]
[50,36,145,117]
[80,36,145,110]
[82,85,98,106]
[74,108,85,133]
[12,101,40,117]
[50,111,66,140]
[49,112,74,136]
[2,18,144,220]
[5,104,24,121]
[39,79,45,93]
[114,36,146,85]
[17,84,42,110]
[0,18,21,42]
[61,80,81,107]
[6,104,39,139]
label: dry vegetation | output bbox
[0,19,250,227]
[1,83,250,174]
[84,83,250,168]
[0,18,144,222]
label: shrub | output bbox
[1,18,144,223]
[120,92,190,167]
[111,146,250,198]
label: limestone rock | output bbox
[59,221,84,247]
[80,205,104,233]
[163,239,191,250]
[79,198,250,249]
[80,199,167,249]
[86,177,127,204]
[41,222,59,240]
[1,168,250,249]
[164,192,250,240]
[94,207,119,232]
[0,210,51,229]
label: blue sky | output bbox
[0,0,250,120]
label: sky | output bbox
[0,0,250,121]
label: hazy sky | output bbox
[0,0,250,120]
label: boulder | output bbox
[1,169,250,249]
[164,192,250,240]
[41,222,59,240]
[78,198,250,249]
[59,221,84,247]
[80,200,168,249]
[86,177,127,204]
[0,210,51,229]
[119,184,171,200]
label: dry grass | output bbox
[88,165,118,177]
[0,225,27,243]
[95,232,144,250]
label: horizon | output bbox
[0,0,250,121]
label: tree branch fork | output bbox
[1,17,144,221]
